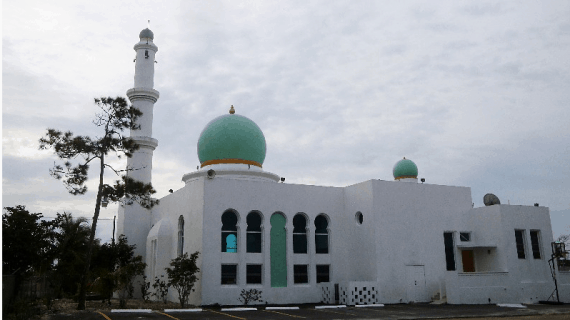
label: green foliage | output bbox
[140,276,151,303]
[39,97,159,310]
[166,252,200,308]
[51,212,93,298]
[152,275,169,304]
[2,206,56,277]
[238,289,263,305]
[90,235,145,307]
[115,255,146,308]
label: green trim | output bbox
[270,213,287,287]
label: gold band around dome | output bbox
[395,175,417,180]
[201,159,262,168]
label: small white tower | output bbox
[116,28,159,260]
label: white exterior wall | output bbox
[343,181,377,282]
[147,179,205,306]
[446,205,555,304]
[138,172,557,306]
[200,177,345,305]
[370,180,473,303]
[500,205,554,303]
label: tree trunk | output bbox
[77,154,105,310]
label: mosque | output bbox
[116,28,568,306]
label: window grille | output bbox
[221,210,238,253]
[246,212,262,253]
[294,265,308,284]
[246,264,262,284]
[315,215,329,254]
[293,214,308,254]
[221,264,237,285]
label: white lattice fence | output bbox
[318,283,335,304]
[339,281,379,305]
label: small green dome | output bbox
[139,28,154,40]
[393,157,418,180]
[197,111,266,168]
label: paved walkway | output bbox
[48,303,570,320]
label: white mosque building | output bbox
[116,29,569,306]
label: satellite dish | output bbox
[483,193,500,206]
[207,169,216,179]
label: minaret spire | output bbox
[116,27,160,264]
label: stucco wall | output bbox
[200,177,345,305]
[446,205,555,304]
[343,181,377,282]
[140,172,557,306]
[371,180,473,303]
[147,179,204,306]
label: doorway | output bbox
[461,250,475,272]
[405,265,427,302]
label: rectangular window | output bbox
[247,232,262,253]
[246,264,262,284]
[515,230,526,259]
[294,265,309,284]
[316,265,330,283]
[293,234,308,254]
[460,232,471,242]
[443,232,456,271]
[530,230,541,259]
[315,234,329,254]
[221,264,237,285]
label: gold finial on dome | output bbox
[229,105,235,114]
[403,156,406,159]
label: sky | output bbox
[3,0,570,243]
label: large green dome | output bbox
[393,157,418,180]
[197,110,266,168]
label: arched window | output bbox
[247,211,262,253]
[293,214,307,254]
[222,210,238,253]
[178,216,184,256]
[315,215,329,254]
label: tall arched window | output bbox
[247,211,262,253]
[222,210,238,253]
[178,216,184,256]
[293,214,307,254]
[315,215,329,254]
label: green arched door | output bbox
[270,213,287,287]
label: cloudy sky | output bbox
[3,0,570,242]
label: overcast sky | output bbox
[3,0,569,242]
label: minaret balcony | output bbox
[127,88,160,103]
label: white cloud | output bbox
[2,0,570,240]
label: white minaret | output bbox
[116,28,159,261]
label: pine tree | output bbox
[39,97,159,310]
